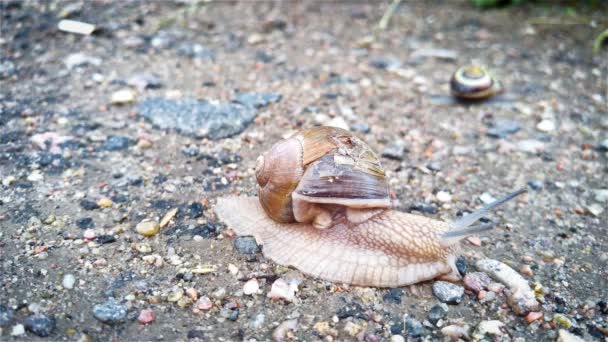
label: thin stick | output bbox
[377,0,402,31]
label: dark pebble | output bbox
[93,298,127,325]
[597,138,608,152]
[255,50,273,63]
[409,202,438,214]
[427,162,441,172]
[103,135,133,151]
[187,329,206,340]
[182,146,200,157]
[432,281,464,305]
[76,217,94,229]
[486,119,521,139]
[24,313,56,337]
[152,174,168,185]
[233,236,260,255]
[598,300,607,314]
[428,304,448,325]
[191,223,218,238]
[382,143,406,161]
[527,180,544,191]
[383,288,403,304]
[405,317,424,337]
[587,324,605,339]
[456,256,468,276]
[336,302,366,319]
[128,176,144,186]
[0,305,14,327]
[369,56,401,70]
[79,199,99,210]
[389,319,403,334]
[96,235,117,244]
[229,309,239,321]
[185,202,204,218]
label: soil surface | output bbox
[1,1,607,341]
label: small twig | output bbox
[377,0,402,31]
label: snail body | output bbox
[215,127,524,287]
[450,66,503,100]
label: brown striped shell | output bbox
[255,126,390,229]
[450,66,503,100]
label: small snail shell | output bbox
[215,127,525,287]
[450,66,503,100]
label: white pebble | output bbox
[111,89,136,104]
[11,324,25,336]
[243,278,260,295]
[267,278,297,302]
[63,274,76,289]
[436,191,452,203]
[58,19,95,35]
[536,119,555,132]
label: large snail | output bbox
[215,127,525,287]
[450,65,503,100]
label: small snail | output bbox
[215,127,525,287]
[450,66,503,100]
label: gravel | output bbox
[233,236,260,255]
[93,298,128,325]
[432,281,465,305]
[23,314,56,337]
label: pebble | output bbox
[233,236,260,255]
[24,313,56,337]
[0,305,14,327]
[138,309,156,324]
[272,319,298,341]
[243,278,260,295]
[127,73,162,91]
[326,117,350,131]
[62,274,76,289]
[536,119,555,132]
[250,313,265,330]
[525,311,543,324]
[557,329,586,342]
[381,141,406,161]
[455,256,468,276]
[409,203,438,214]
[486,119,521,138]
[79,199,99,210]
[313,321,333,336]
[136,220,160,237]
[441,324,470,340]
[463,272,492,293]
[267,278,297,302]
[586,203,604,216]
[92,298,127,325]
[11,324,25,336]
[58,19,95,35]
[520,265,534,276]
[553,313,572,328]
[516,139,545,153]
[96,235,116,244]
[432,281,464,304]
[167,289,184,302]
[435,191,452,203]
[343,321,362,336]
[369,56,401,70]
[527,180,544,190]
[383,288,403,304]
[194,296,213,312]
[428,303,449,325]
[97,197,113,208]
[160,208,178,228]
[479,193,497,204]
[597,138,608,151]
[390,335,405,342]
[64,53,101,69]
[185,288,198,301]
[405,317,424,337]
[592,189,608,203]
[472,320,506,340]
[138,93,281,140]
[110,89,136,104]
[103,135,133,151]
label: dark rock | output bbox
[456,256,468,276]
[428,304,448,325]
[405,317,424,337]
[79,199,99,210]
[409,202,438,214]
[187,329,206,340]
[383,288,403,304]
[182,146,200,157]
[427,162,441,171]
[93,298,127,325]
[432,281,464,305]
[24,313,56,337]
[336,302,366,319]
[255,50,273,63]
[96,235,117,244]
[598,300,607,315]
[527,180,544,191]
[463,272,492,293]
[0,305,14,327]
[597,138,608,152]
[389,319,403,334]
[382,142,406,161]
[128,176,144,186]
[185,202,204,218]
[152,174,167,185]
[229,309,239,321]
[486,119,521,139]
[369,56,401,70]
[191,223,218,238]
[234,236,260,255]
[138,94,280,140]
[233,92,282,109]
[76,217,94,229]
[103,135,133,151]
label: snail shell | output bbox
[450,66,503,100]
[255,126,390,229]
[215,127,525,287]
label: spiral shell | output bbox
[450,66,503,100]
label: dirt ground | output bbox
[1,1,607,341]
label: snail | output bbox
[215,127,525,287]
[450,66,503,100]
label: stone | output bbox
[0,305,14,327]
[93,298,127,324]
[390,335,405,342]
[24,313,56,337]
[76,217,94,229]
[405,317,424,337]
[103,135,133,151]
[383,288,403,304]
[436,191,452,203]
[507,288,540,315]
[516,139,545,153]
[272,319,298,341]
[249,313,265,330]
[138,93,281,140]
[369,56,401,70]
[525,311,543,324]
[267,278,297,302]
[243,278,260,295]
[138,309,155,324]
[79,199,99,210]
[536,119,555,132]
[382,141,406,160]
[587,203,604,217]
[486,119,521,138]
[557,329,585,342]
[472,320,507,340]
[195,296,213,311]
[432,281,464,304]
[62,274,76,289]
[127,73,162,91]
[233,236,260,255]
[11,324,25,336]
[527,180,544,190]
[440,324,469,340]
[463,272,492,293]
[58,19,95,35]
[111,89,136,104]
[597,138,608,151]
[592,189,608,203]
[97,198,113,208]
[343,321,362,336]
[428,303,448,325]
[553,313,572,328]
[479,193,496,204]
[455,256,468,276]
[136,220,160,237]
